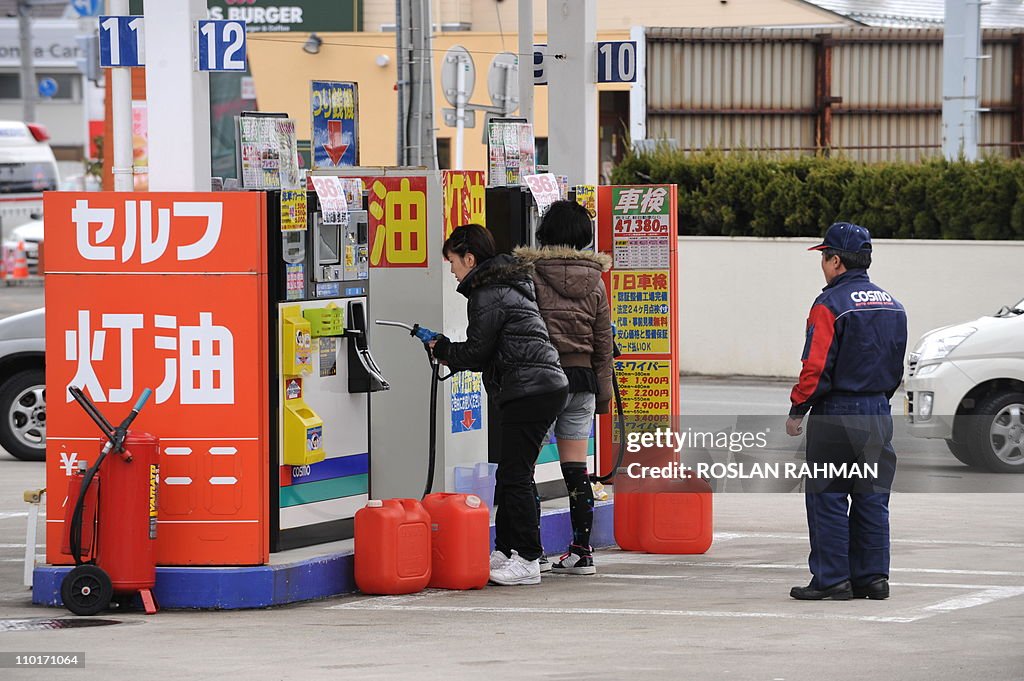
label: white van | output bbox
[904,298,1024,473]
[0,121,59,238]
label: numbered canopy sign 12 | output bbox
[196,20,247,72]
[596,40,638,83]
[99,15,145,68]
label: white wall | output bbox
[678,237,1024,378]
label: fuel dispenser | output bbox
[266,189,387,550]
[311,168,491,502]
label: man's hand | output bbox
[786,416,804,437]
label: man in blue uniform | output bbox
[786,222,908,601]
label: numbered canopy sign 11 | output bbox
[98,15,145,68]
[196,19,248,72]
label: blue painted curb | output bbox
[34,499,614,610]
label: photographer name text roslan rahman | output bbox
[626,461,880,481]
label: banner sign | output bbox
[206,1,362,33]
[597,185,679,477]
[43,192,270,566]
[441,170,485,239]
[311,81,358,169]
[365,175,429,268]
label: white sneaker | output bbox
[489,550,541,586]
[490,550,510,570]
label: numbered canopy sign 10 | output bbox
[196,20,248,72]
[596,40,638,84]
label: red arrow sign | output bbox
[323,119,349,166]
[461,410,476,430]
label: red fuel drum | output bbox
[636,475,713,555]
[98,432,161,592]
[422,493,489,590]
[354,499,431,595]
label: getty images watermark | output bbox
[623,427,880,483]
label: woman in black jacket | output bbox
[430,224,568,586]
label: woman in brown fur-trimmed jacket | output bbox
[514,200,614,575]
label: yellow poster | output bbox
[280,190,308,231]
[612,359,675,441]
[610,269,672,355]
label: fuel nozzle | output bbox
[411,324,439,343]
[376,319,439,344]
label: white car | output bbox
[905,298,1024,473]
[0,308,45,461]
[0,121,59,234]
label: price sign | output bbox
[524,173,560,214]
[196,20,247,72]
[311,176,349,226]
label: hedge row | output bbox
[609,150,1024,240]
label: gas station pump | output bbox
[265,189,384,550]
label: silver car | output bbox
[0,307,45,460]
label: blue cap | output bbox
[808,222,872,253]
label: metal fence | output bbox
[645,27,1024,161]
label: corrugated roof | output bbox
[804,1,1024,28]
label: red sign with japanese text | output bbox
[43,192,269,566]
[441,170,485,239]
[365,175,429,267]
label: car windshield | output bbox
[0,162,58,193]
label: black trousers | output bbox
[493,388,567,561]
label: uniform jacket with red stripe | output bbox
[790,269,908,417]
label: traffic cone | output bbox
[11,241,29,280]
[0,245,7,281]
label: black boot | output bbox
[790,580,852,600]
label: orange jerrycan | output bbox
[354,499,432,595]
[637,474,713,554]
[422,493,489,590]
[612,469,645,551]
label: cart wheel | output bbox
[61,565,112,616]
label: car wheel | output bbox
[967,391,1024,474]
[944,438,981,468]
[0,368,46,461]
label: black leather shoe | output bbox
[853,577,890,600]
[790,580,852,600]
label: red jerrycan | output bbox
[612,469,644,552]
[354,499,432,595]
[422,493,489,590]
[637,473,713,554]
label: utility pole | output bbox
[395,0,407,165]
[17,0,37,123]
[143,0,212,191]
[547,0,597,186]
[518,0,533,124]
[396,0,437,168]
[943,0,988,160]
